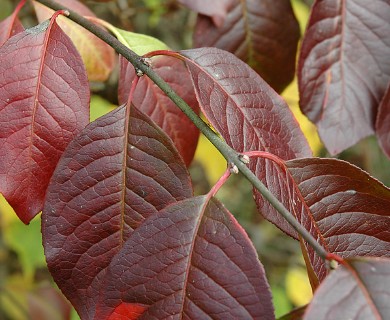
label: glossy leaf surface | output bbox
[304,257,390,320]
[298,0,390,154]
[0,18,89,224]
[193,0,300,93]
[286,158,390,281]
[33,0,116,81]
[119,55,200,166]
[96,196,274,319]
[180,47,311,237]
[0,0,24,46]
[178,0,231,27]
[376,83,390,159]
[42,104,192,318]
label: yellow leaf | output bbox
[285,266,313,306]
[194,134,227,185]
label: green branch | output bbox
[35,0,329,261]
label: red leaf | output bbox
[96,196,274,319]
[119,55,200,166]
[33,0,116,82]
[42,104,192,318]
[108,303,148,320]
[304,257,390,319]
[0,0,25,46]
[180,47,311,237]
[298,0,390,154]
[376,83,390,159]
[193,0,300,93]
[286,158,390,281]
[0,17,89,224]
[178,0,232,27]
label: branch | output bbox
[34,0,329,261]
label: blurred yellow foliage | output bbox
[282,78,323,156]
[285,266,313,306]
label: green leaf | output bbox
[90,95,116,122]
[95,19,169,55]
[3,216,46,280]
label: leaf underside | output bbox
[304,257,390,320]
[193,0,300,93]
[298,0,390,154]
[42,103,192,318]
[0,19,89,224]
[180,47,312,238]
[119,55,200,167]
[96,196,275,320]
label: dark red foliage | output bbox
[96,196,274,320]
[180,47,311,238]
[119,55,200,166]
[298,0,390,154]
[304,257,390,319]
[193,0,300,93]
[286,158,390,281]
[0,17,89,224]
[42,103,192,318]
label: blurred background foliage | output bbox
[0,0,389,319]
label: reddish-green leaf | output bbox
[0,0,25,46]
[0,17,89,224]
[96,196,274,319]
[304,257,390,319]
[33,0,116,81]
[376,83,390,159]
[28,285,71,320]
[180,47,311,237]
[42,104,192,319]
[193,0,300,93]
[298,0,390,154]
[119,55,200,166]
[277,305,306,320]
[178,0,231,27]
[286,158,390,281]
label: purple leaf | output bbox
[96,196,274,320]
[304,257,390,319]
[42,103,192,319]
[0,17,89,224]
[376,82,390,159]
[193,0,300,93]
[180,47,311,238]
[119,55,200,166]
[178,0,232,27]
[286,158,390,281]
[298,0,390,154]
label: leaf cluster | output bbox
[1,0,390,319]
